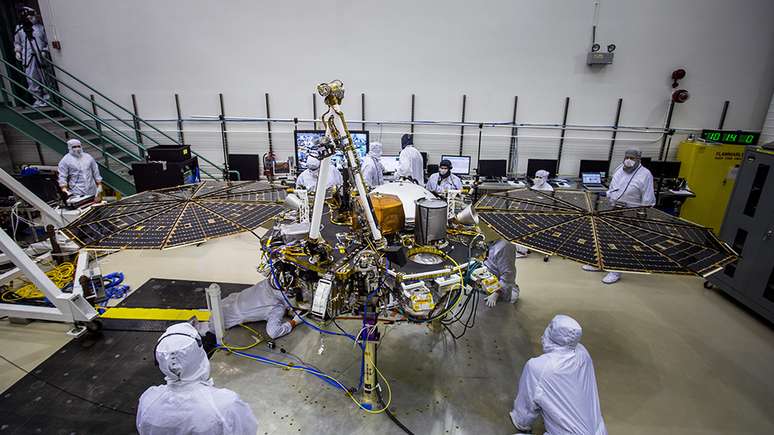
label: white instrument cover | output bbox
[371,181,435,223]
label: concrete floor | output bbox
[2,232,773,434]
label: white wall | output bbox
[35,0,774,175]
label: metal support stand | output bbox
[0,228,98,331]
[361,329,380,408]
[205,283,225,345]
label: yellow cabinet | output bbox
[676,140,745,234]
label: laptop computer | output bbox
[581,172,607,192]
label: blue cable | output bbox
[225,348,349,392]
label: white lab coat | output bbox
[425,172,462,194]
[295,167,343,192]
[212,280,293,339]
[13,23,49,105]
[531,181,554,192]
[397,145,424,184]
[510,315,607,435]
[361,155,384,188]
[606,164,655,207]
[57,152,102,196]
[137,323,258,435]
[483,240,518,302]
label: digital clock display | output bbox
[701,129,759,145]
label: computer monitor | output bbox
[381,155,400,173]
[478,159,507,178]
[294,130,369,173]
[526,159,558,178]
[648,160,681,178]
[441,155,471,175]
[581,173,603,184]
[579,160,610,178]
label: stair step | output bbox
[118,154,138,164]
[16,106,61,120]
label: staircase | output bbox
[0,56,224,195]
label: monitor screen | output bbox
[478,159,507,178]
[441,155,471,175]
[582,173,602,184]
[579,160,610,178]
[526,159,558,178]
[294,130,369,173]
[647,160,681,178]
[381,155,400,173]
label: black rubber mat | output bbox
[0,329,157,435]
[116,278,250,309]
[0,278,252,435]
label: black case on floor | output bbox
[131,157,198,192]
[146,144,192,162]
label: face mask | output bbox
[533,176,546,185]
[70,147,82,157]
[623,158,636,168]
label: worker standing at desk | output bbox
[396,134,424,184]
[426,159,462,194]
[531,169,554,192]
[583,148,655,284]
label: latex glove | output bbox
[290,312,302,328]
[15,51,22,61]
[96,183,103,193]
[485,292,498,308]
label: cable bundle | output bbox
[1,261,74,302]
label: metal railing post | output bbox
[90,94,109,170]
[131,94,145,158]
[175,93,185,144]
[219,93,230,180]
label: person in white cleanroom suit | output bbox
[396,134,424,184]
[57,139,102,197]
[582,148,655,284]
[426,159,463,194]
[13,7,50,107]
[360,141,385,188]
[530,169,554,192]
[483,239,520,307]
[205,280,301,339]
[510,315,607,435]
[295,155,343,192]
[136,322,258,435]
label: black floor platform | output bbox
[0,278,251,435]
[115,278,249,310]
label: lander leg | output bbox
[361,327,380,407]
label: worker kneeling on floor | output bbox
[198,279,302,340]
[136,322,258,435]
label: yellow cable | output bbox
[221,323,264,352]
[2,262,74,302]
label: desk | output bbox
[657,189,696,216]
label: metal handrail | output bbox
[0,85,133,172]
[0,58,145,160]
[39,57,225,176]
[39,57,176,146]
